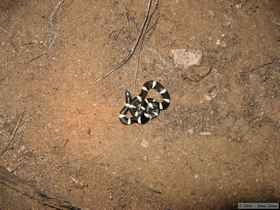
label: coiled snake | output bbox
[119,80,171,125]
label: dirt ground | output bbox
[0,0,279,209]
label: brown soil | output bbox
[0,0,279,210]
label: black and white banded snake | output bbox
[119,80,171,125]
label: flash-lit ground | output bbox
[0,0,280,209]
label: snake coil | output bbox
[119,80,170,125]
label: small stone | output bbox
[235,4,242,9]
[171,49,203,70]
[187,128,194,135]
[18,145,26,153]
[140,139,149,148]
[204,95,212,101]
[208,10,215,18]
[71,176,78,184]
[194,174,199,179]
[199,131,211,136]
[216,39,226,47]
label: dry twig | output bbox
[0,166,81,210]
[134,0,160,89]
[183,67,213,83]
[48,0,65,48]
[0,26,9,34]
[25,53,47,64]
[249,57,279,73]
[0,112,25,157]
[95,0,160,82]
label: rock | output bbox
[140,139,149,148]
[216,37,227,47]
[235,4,242,9]
[199,131,212,136]
[208,10,215,18]
[187,128,194,135]
[171,49,203,70]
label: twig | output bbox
[146,185,162,194]
[10,160,25,174]
[133,21,147,89]
[249,57,279,73]
[48,0,65,48]
[133,0,160,89]
[95,0,159,82]
[143,0,160,35]
[0,112,25,157]
[0,26,9,34]
[272,20,280,26]
[25,53,47,64]
[134,48,143,90]
[0,166,81,210]
[183,67,213,83]
[144,13,160,36]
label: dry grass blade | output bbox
[0,112,25,157]
[48,0,65,48]
[26,53,47,64]
[249,57,279,73]
[0,26,9,34]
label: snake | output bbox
[119,80,170,125]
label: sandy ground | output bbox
[0,0,280,209]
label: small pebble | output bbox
[204,95,212,101]
[171,49,203,69]
[18,145,26,153]
[235,4,242,9]
[208,10,215,18]
[199,131,212,136]
[141,139,149,148]
[187,128,194,135]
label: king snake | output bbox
[119,80,171,125]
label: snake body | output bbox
[119,80,170,125]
